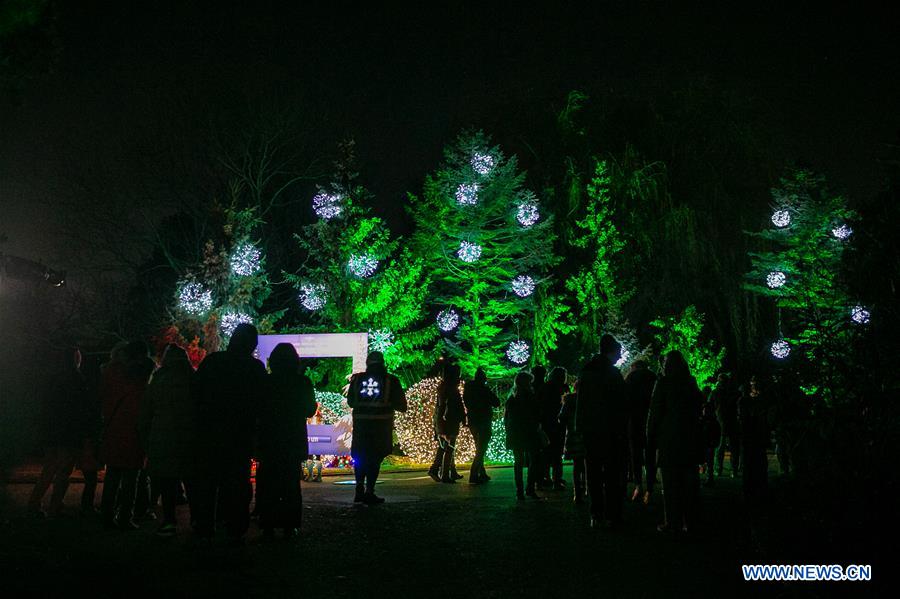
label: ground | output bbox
[0,461,882,598]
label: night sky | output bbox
[2,2,899,268]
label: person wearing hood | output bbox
[347,351,407,504]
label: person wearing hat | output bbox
[347,351,407,504]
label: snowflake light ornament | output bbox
[457,241,482,263]
[230,242,262,276]
[506,340,530,364]
[771,210,791,228]
[436,309,459,332]
[455,183,479,206]
[771,339,791,359]
[361,377,381,398]
[220,312,254,337]
[299,283,327,311]
[368,328,394,352]
[766,271,786,289]
[312,192,343,220]
[516,201,539,227]
[470,152,495,175]
[348,254,379,278]
[851,305,870,324]
[832,224,852,240]
[511,275,535,297]
[178,282,213,315]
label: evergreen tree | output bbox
[409,131,557,378]
[650,305,725,386]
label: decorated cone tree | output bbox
[409,131,557,378]
[745,170,861,403]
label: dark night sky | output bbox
[2,2,899,269]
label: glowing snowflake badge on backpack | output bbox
[361,377,381,398]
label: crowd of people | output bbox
[24,326,786,543]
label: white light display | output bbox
[220,311,254,337]
[766,271,787,289]
[615,347,631,368]
[312,192,343,220]
[436,309,459,332]
[511,275,535,297]
[230,242,262,276]
[516,201,539,227]
[394,377,476,463]
[506,340,530,364]
[368,328,394,352]
[299,283,327,311]
[455,183,479,206]
[178,282,213,315]
[770,339,791,359]
[851,305,870,324]
[771,210,791,228]
[361,377,381,398]
[471,152,495,175]
[457,241,482,263]
[832,224,852,240]
[315,391,350,425]
[348,254,379,278]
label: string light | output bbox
[230,242,262,276]
[314,391,349,424]
[615,347,631,368]
[457,241,482,263]
[220,311,253,337]
[394,377,476,463]
[368,328,394,352]
[771,210,791,228]
[506,340,530,364]
[348,254,379,278]
[436,309,459,332]
[511,275,535,297]
[299,283,327,311]
[486,416,513,463]
[771,339,791,359]
[455,183,479,206]
[766,271,787,289]
[178,281,213,315]
[851,305,870,324]
[832,224,852,240]
[313,192,343,220]
[471,152,495,175]
[516,201,540,227]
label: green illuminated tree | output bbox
[650,305,725,387]
[409,131,559,378]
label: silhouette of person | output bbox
[429,363,465,483]
[539,367,568,489]
[625,359,657,503]
[712,373,741,477]
[256,343,317,537]
[347,351,407,504]
[462,367,499,484]
[559,384,586,503]
[192,324,267,543]
[740,375,769,507]
[576,334,627,529]
[505,371,541,500]
[647,351,703,535]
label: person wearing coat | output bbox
[347,351,407,504]
[538,367,568,489]
[429,363,465,484]
[575,334,627,528]
[558,385,586,503]
[504,371,541,500]
[462,367,499,484]
[646,350,704,535]
[138,344,195,537]
[99,340,153,530]
[625,359,657,503]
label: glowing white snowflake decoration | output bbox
[348,254,379,278]
[516,201,540,227]
[178,282,213,315]
[851,305,870,324]
[511,275,535,297]
[766,271,787,289]
[455,183,479,206]
[368,328,394,352]
[220,311,254,337]
[506,340,530,364]
[312,192,343,220]
[457,241,482,263]
[615,347,631,368]
[230,242,261,276]
[770,339,791,359]
[832,224,852,240]
[471,152,495,175]
[361,377,381,398]
[436,309,459,332]
[771,210,791,228]
[299,283,327,311]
